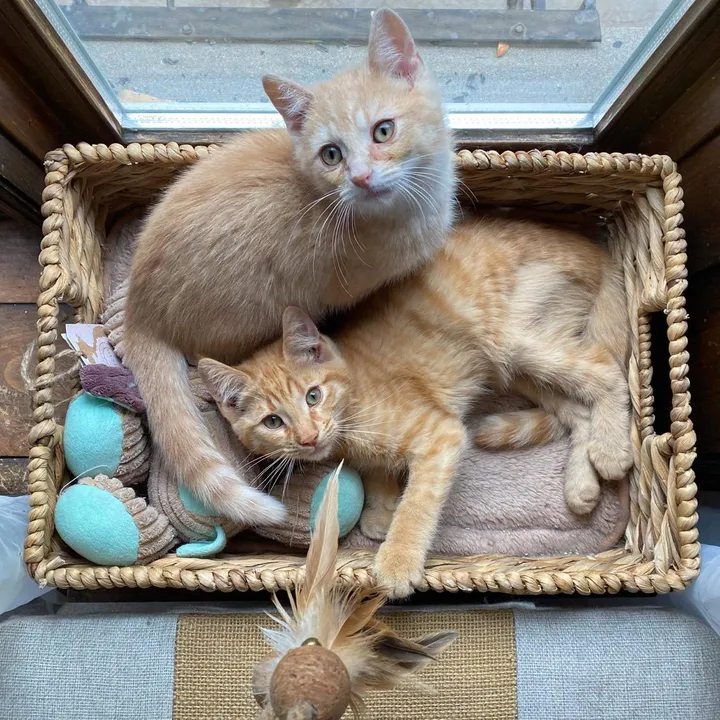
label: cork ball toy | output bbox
[270,644,351,720]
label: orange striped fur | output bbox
[200,216,632,598]
[474,408,566,449]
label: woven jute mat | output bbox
[173,609,517,720]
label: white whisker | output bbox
[281,459,296,501]
[237,449,287,474]
[396,182,428,228]
[290,188,341,238]
[403,177,440,216]
[324,198,350,294]
[311,195,345,286]
[412,168,475,206]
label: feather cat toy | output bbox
[253,462,458,720]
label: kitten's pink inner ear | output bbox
[262,75,313,133]
[368,9,423,83]
[282,307,326,364]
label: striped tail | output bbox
[474,408,566,450]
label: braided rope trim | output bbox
[24,144,698,595]
[59,141,219,168]
[455,149,672,177]
[30,548,696,595]
[659,159,698,576]
[54,142,672,177]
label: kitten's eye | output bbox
[263,415,284,429]
[373,120,395,143]
[320,145,343,166]
[306,387,322,406]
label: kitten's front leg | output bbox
[373,417,466,599]
[360,468,400,540]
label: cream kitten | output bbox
[199,217,633,598]
[123,9,456,525]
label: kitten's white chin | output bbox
[351,188,397,214]
[302,443,334,461]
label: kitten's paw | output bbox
[372,543,425,599]
[588,411,633,480]
[564,473,601,515]
[360,506,394,540]
[564,450,601,515]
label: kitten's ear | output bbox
[198,358,248,407]
[282,307,331,365]
[262,75,314,133]
[368,9,423,84]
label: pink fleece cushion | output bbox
[342,398,629,557]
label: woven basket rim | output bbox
[46,141,677,177]
[25,142,699,595]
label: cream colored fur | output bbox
[123,10,455,524]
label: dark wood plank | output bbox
[687,265,720,457]
[639,56,720,161]
[1,304,36,456]
[696,457,720,495]
[0,132,43,224]
[124,126,596,150]
[682,133,720,275]
[0,53,64,162]
[0,218,41,303]
[1,304,37,456]
[0,1,120,146]
[62,6,601,44]
[0,304,73,456]
[598,0,720,149]
[0,457,27,496]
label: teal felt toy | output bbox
[310,466,364,536]
[54,460,366,565]
[54,466,243,565]
[56,380,247,563]
[64,392,150,485]
[254,463,364,548]
[57,367,252,562]
[55,475,176,565]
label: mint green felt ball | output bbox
[310,467,364,538]
[55,484,139,566]
[64,394,122,479]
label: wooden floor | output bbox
[0,215,44,496]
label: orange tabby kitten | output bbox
[199,217,633,598]
[123,10,456,525]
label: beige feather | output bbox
[254,460,457,717]
[296,459,343,614]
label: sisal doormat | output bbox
[3,606,719,720]
[173,610,517,720]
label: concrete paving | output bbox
[61,0,676,110]
[86,26,648,108]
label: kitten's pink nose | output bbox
[350,170,373,189]
[299,430,319,447]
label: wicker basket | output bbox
[25,142,699,595]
